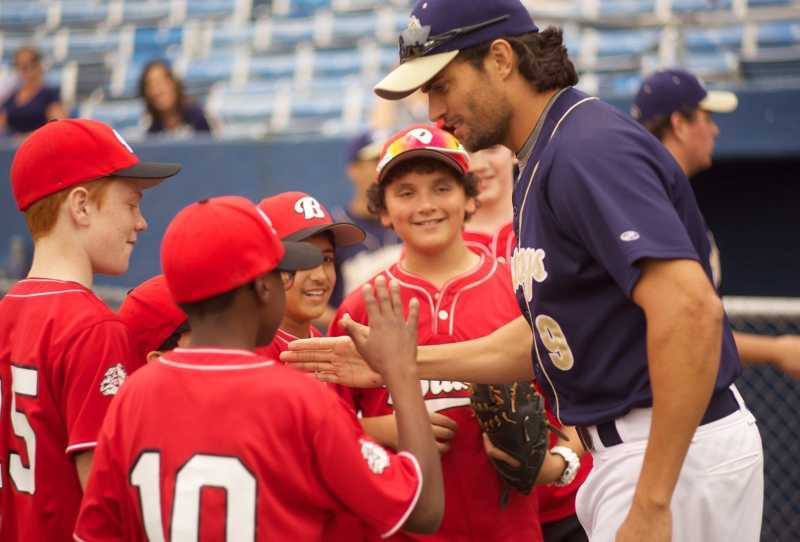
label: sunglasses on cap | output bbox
[399,15,510,63]
[378,127,470,175]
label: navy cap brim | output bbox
[277,241,324,271]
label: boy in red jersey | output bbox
[117,274,190,366]
[330,124,563,541]
[75,195,444,541]
[256,191,365,359]
[0,119,180,542]
[465,145,591,542]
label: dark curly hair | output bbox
[457,27,578,92]
[367,158,479,221]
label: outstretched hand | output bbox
[342,276,420,378]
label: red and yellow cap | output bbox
[257,191,365,247]
[377,124,470,184]
[161,196,323,304]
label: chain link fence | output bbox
[725,297,800,542]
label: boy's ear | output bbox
[379,210,393,229]
[146,351,162,363]
[252,274,273,304]
[465,196,478,217]
[66,186,91,227]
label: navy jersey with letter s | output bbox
[511,88,741,426]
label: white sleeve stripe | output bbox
[380,451,423,539]
[66,441,98,454]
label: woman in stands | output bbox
[0,46,66,136]
[139,60,213,136]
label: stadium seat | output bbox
[684,25,744,53]
[670,0,732,12]
[65,30,122,62]
[186,0,239,20]
[248,52,297,80]
[312,47,363,77]
[133,26,184,59]
[58,2,109,29]
[210,24,256,50]
[757,20,800,48]
[263,17,315,49]
[597,0,657,17]
[85,98,144,132]
[121,2,171,26]
[0,2,48,31]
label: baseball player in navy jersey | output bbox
[0,119,180,541]
[633,69,800,379]
[75,196,445,541]
[281,2,764,541]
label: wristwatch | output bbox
[550,446,580,487]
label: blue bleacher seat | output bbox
[313,48,363,77]
[184,54,237,86]
[122,2,171,25]
[59,3,109,28]
[187,0,238,19]
[758,21,800,48]
[596,29,660,57]
[269,17,315,48]
[684,51,739,78]
[670,0,732,12]
[67,31,122,61]
[89,99,144,131]
[330,12,377,43]
[211,25,256,50]
[288,0,331,17]
[0,3,48,31]
[597,0,656,17]
[249,53,297,80]
[685,26,744,53]
[596,71,643,96]
[134,26,184,59]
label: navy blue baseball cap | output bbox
[374,0,538,100]
[346,130,383,163]
[631,69,738,125]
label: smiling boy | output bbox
[0,119,180,541]
[330,124,551,541]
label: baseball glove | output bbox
[470,382,559,503]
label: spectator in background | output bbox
[139,60,212,136]
[326,131,402,316]
[0,46,66,136]
[633,69,800,379]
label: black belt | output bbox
[576,388,739,452]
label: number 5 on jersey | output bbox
[1,366,38,493]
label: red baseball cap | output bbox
[11,119,182,211]
[161,196,323,304]
[257,191,365,247]
[376,123,470,184]
[118,274,188,363]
